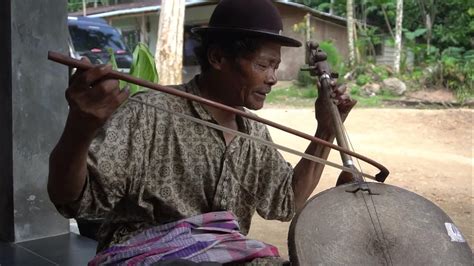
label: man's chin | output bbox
[245,102,265,110]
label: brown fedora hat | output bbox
[192,0,302,47]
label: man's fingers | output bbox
[69,64,113,93]
[69,57,92,85]
[335,84,347,95]
[92,79,120,96]
[115,87,130,104]
[104,83,129,107]
[84,64,113,85]
[81,57,91,64]
[338,96,357,113]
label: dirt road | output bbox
[247,107,473,258]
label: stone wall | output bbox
[1,0,71,242]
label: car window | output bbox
[69,24,127,53]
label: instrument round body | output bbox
[288,183,472,265]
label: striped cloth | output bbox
[89,211,280,265]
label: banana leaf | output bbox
[128,43,159,96]
[106,48,127,89]
[107,43,159,96]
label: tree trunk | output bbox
[394,0,403,73]
[155,0,185,85]
[305,13,311,43]
[346,0,355,67]
[416,0,436,56]
[381,4,395,39]
[82,0,86,16]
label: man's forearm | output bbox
[48,114,95,205]
[292,129,335,212]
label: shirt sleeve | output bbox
[55,100,145,220]
[255,127,296,222]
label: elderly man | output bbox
[48,0,354,264]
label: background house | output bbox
[71,0,351,81]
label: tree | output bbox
[416,0,436,54]
[347,0,356,66]
[155,0,185,85]
[393,0,403,73]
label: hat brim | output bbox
[191,26,302,47]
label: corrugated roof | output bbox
[70,0,346,26]
[70,0,162,16]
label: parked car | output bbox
[68,16,132,72]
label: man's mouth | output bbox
[255,89,271,98]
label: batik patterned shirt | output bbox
[56,76,295,252]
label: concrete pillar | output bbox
[0,0,70,242]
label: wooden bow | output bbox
[47,51,389,182]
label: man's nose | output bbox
[265,69,277,86]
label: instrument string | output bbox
[128,97,368,178]
[342,124,394,265]
[129,97,375,207]
[134,94,395,264]
[47,51,390,182]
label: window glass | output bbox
[69,24,127,52]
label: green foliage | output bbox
[295,41,345,86]
[350,85,362,96]
[68,0,116,13]
[355,26,383,61]
[107,43,159,96]
[348,83,399,107]
[403,47,474,102]
[403,28,428,42]
[293,0,472,102]
[403,0,473,52]
[128,43,159,95]
[356,74,371,86]
[296,68,317,87]
[106,48,127,89]
[265,84,317,106]
[68,0,83,12]
[348,63,393,86]
[438,48,474,102]
[319,40,344,75]
[372,64,389,80]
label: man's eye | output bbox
[258,64,268,69]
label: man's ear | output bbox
[207,46,226,70]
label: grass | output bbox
[266,82,400,108]
[265,84,317,107]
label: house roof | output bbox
[70,0,347,26]
[69,0,162,17]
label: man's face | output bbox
[222,41,281,110]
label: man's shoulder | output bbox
[242,109,270,138]
[128,84,189,109]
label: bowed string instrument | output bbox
[49,46,474,265]
[49,47,393,262]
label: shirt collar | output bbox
[186,75,214,121]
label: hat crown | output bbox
[209,0,283,34]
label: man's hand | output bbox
[306,46,356,134]
[315,80,356,135]
[66,58,129,139]
[48,58,128,205]
[292,49,358,211]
